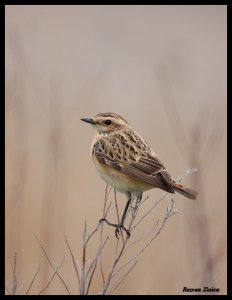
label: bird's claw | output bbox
[99,218,130,239]
[99,218,105,225]
[115,225,130,239]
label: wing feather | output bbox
[93,136,174,193]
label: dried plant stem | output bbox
[12,253,17,295]
[85,237,109,295]
[100,193,144,294]
[99,227,106,289]
[132,199,178,258]
[35,234,70,295]
[102,234,129,294]
[85,237,108,282]
[65,186,112,295]
[99,184,111,289]
[80,222,87,294]
[65,235,81,291]
[38,254,66,295]
[85,259,98,295]
[38,267,58,295]
[131,192,168,231]
[26,266,40,295]
[99,194,179,295]
[108,260,138,295]
[112,199,177,289]
[38,254,65,295]
[125,219,160,252]
[81,214,109,294]
[32,170,188,295]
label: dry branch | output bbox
[26,266,40,295]
[35,234,70,295]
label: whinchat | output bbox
[81,113,197,238]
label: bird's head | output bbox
[81,112,130,135]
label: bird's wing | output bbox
[93,134,174,193]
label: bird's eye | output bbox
[104,119,112,126]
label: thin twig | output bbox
[34,233,70,295]
[102,232,129,295]
[100,193,148,294]
[111,199,178,288]
[128,194,143,229]
[99,185,111,289]
[80,221,87,295]
[112,256,137,280]
[125,219,160,253]
[108,260,138,295]
[105,185,112,202]
[84,236,108,281]
[85,222,101,247]
[85,259,98,295]
[133,199,178,259]
[85,237,109,295]
[26,266,40,295]
[99,228,106,289]
[65,235,81,290]
[34,234,54,266]
[12,252,17,295]
[131,191,168,231]
[38,254,66,295]
[38,267,58,295]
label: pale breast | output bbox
[91,151,154,194]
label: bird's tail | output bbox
[172,180,198,200]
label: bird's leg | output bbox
[136,192,143,205]
[115,192,132,238]
[131,192,143,216]
[99,192,132,239]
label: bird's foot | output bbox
[114,224,130,239]
[99,218,130,239]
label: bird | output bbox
[81,112,197,238]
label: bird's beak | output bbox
[81,117,96,125]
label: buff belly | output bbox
[92,154,154,194]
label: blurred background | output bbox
[5,5,227,295]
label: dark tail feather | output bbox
[172,181,198,200]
